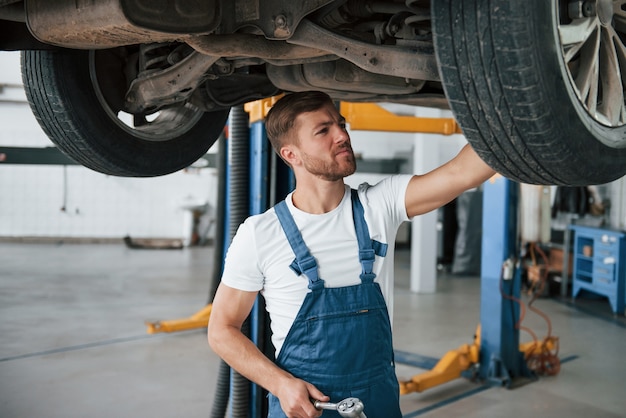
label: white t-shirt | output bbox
[221,174,412,355]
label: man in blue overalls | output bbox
[208,91,495,417]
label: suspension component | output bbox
[124,49,219,113]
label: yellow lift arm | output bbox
[399,326,559,395]
[145,304,212,334]
[399,330,480,395]
[245,97,463,134]
[340,102,462,135]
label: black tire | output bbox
[432,0,626,185]
[21,49,230,177]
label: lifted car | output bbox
[1,0,624,184]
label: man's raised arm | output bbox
[404,144,496,218]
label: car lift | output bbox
[145,97,559,416]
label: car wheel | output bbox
[21,49,229,177]
[433,0,626,185]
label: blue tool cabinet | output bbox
[570,225,626,315]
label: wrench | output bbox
[314,397,367,418]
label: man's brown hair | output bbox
[265,91,335,164]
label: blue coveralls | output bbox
[268,190,402,418]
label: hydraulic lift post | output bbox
[478,175,530,384]
[245,98,294,418]
[248,112,270,418]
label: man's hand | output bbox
[275,377,329,418]
[209,284,329,417]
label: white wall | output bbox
[0,52,47,147]
[0,164,217,239]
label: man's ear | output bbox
[280,145,300,167]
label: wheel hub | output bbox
[596,0,614,26]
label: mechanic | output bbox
[208,91,495,417]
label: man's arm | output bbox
[405,144,496,218]
[208,283,328,417]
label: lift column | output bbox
[244,97,293,418]
[478,175,529,384]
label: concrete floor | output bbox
[1,241,625,418]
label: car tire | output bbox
[21,49,229,177]
[432,0,626,185]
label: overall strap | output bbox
[351,189,388,283]
[274,201,324,291]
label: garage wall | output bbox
[0,53,44,147]
[0,164,217,239]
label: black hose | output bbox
[227,105,250,239]
[209,130,231,418]
[209,126,230,418]
[210,360,231,418]
[226,105,251,418]
[230,319,251,418]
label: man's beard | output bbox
[301,147,356,181]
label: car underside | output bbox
[1,0,625,184]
